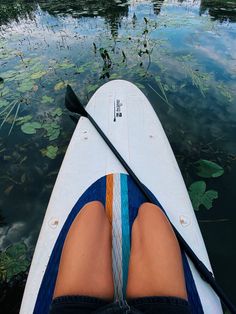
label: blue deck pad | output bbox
[33,174,203,314]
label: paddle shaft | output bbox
[86,112,236,314]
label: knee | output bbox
[137,202,165,221]
[84,200,104,210]
[81,201,106,220]
[132,202,168,231]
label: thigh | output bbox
[53,201,114,300]
[126,203,187,300]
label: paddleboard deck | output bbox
[20,80,222,314]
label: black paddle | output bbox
[65,84,236,314]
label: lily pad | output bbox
[0,242,30,282]
[75,65,86,74]
[110,73,120,79]
[30,71,47,80]
[1,87,10,96]
[195,159,224,178]
[48,128,60,141]
[135,83,145,89]
[87,84,99,94]
[59,61,75,69]
[41,95,54,104]
[188,181,218,211]
[0,99,9,108]
[1,70,17,81]
[30,63,44,72]
[21,122,42,134]
[42,122,60,141]
[52,108,63,117]
[16,115,32,125]
[54,81,66,91]
[17,80,34,93]
[41,145,58,159]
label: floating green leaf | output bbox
[135,83,145,89]
[0,242,30,282]
[189,181,218,210]
[110,73,120,79]
[195,160,224,178]
[21,122,41,134]
[42,122,60,141]
[59,61,75,69]
[0,99,9,108]
[30,71,47,80]
[41,95,54,104]
[17,80,34,93]
[54,81,66,91]
[41,145,58,159]
[49,128,60,141]
[16,115,32,125]
[1,87,10,96]
[87,84,99,93]
[30,62,44,72]
[52,108,62,117]
[1,70,16,81]
[9,71,28,82]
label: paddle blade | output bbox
[65,85,87,117]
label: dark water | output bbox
[0,0,235,313]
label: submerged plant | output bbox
[0,242,30,283]
[99,48,113,79]
[177,56,212,97]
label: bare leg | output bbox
[53,201,114,300]
[126,202,187,300]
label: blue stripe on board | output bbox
[127,175,204,314]
[120,174,130,297]
[33,176,106,314]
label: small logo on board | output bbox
[113,99,123,122]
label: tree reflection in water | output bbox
[200,0,236,22]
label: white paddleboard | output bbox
[20,80,222,314]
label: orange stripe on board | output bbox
[106,174,113,223]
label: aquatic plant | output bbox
[0,1,235,310]
[0,242,30,283]
[41,145,59,160]
[195,159,224,178]
[189,181,218,211]
[99,48,113,79]
[177,55,213,97]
